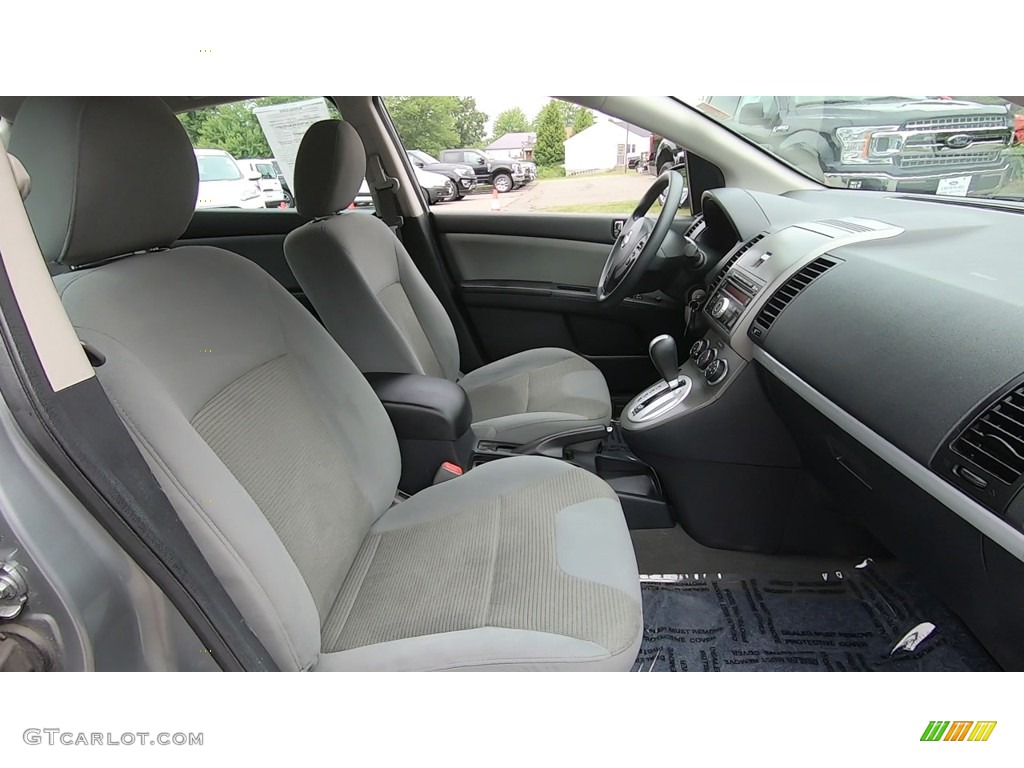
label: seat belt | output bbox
[366,152,404,237]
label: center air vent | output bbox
[752,256,838,334]
[952,385,1024,486]
[706,233,765,300]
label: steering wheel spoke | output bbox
[596,170,686,305]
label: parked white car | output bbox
[194,148,265,210]
[236,158,290,207]
[354,166,455,208]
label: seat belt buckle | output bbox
[433,462,464,485]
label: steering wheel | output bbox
[596,170,687,306]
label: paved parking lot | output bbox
[449,173,656,213]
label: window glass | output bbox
[178,97,342,211]
[683,95,1024,201]
[384,96,691,216]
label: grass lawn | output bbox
[544,169,653,181]
[541,200,691,217]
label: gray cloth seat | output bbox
[11,96,642,671]
[284,120,612,446]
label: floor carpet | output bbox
[632,560,998,672]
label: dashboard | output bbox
[627,186,1024,668]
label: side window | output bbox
[178,97,342,211]
[384,96,690,216]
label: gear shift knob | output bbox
[649,334,680,388]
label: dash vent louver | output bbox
[706,233,765,300]
[752,257,838,333]
[684,215,706,239]
[953,385,1024,486]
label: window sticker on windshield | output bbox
[936,176,972,197]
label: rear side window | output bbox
[178,97,342,211]
[197,155,242,182]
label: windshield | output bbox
[255,162,276,179]
[197,154,243,182]
[408,150,439,165]
[682,96,1023,202]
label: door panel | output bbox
[434,210,695,404]
[447,233,608,285]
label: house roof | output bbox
[487,131,537,150]
[610,120,651,138]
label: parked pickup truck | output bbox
[438,148,527,193]
[696,96,1014,195]
[406,150,477,200]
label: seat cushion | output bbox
[316,456,643,671]
[459,348,612,445]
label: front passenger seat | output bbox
[284,120,612,446]
[12,96,642,672]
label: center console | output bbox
[618,217,904,554]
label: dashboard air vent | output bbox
[706,233,765,300]
[684,215,706,239]
[752,256,838,334]
[952,385,1024,486]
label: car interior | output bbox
[0,95,1021,672]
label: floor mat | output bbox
[633,560,999,671]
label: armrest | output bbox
[364,373,472,441]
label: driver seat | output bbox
[284,120,612,446]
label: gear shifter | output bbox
[649,334,680,389]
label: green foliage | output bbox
[537,165,566,179]
[532,100,592,132]
[572,108,595,135]
[178,97,341,159]
[385,96,461,157]
[452,97,488,148]
[493,107,530,139]
[533,101,566,167]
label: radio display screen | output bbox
[724,281,751,306]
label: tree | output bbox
[385,96,460,157]
[533,101,566,167]
[452,97,488,148]
[177,97,342,158]
[192,101,271,158]
[492,107,530,139]
[533,100,590,132]
[572,108,595,135]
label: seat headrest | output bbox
[8,97,199,267]
[293,120,366,220]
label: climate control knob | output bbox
[689,339,709,360]
[696,348,717,371]
[704,358,729,386]
[710,296,732,319]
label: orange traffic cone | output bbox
[490,188,500,212]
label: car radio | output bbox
[704,270,761,331]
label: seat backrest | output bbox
[285,120,460,381]
[10,97,401,671]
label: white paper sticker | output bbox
[253,98,332,192]
[936,175,972,197]
[890,622,937,655]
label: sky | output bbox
[470,95,556,134]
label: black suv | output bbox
[438,148,527,193]
[699,96,1014,195]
